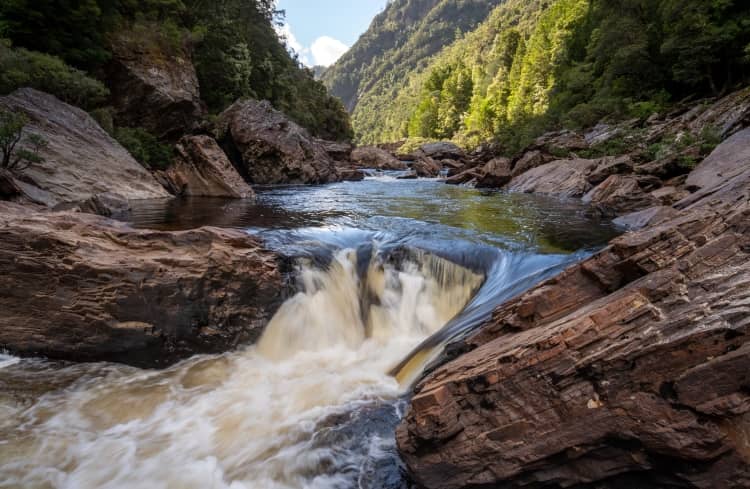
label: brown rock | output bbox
[506,159,598,197]
[412,155,442,177]
[398,159,750,489]
[583,175,660,215]
[351,146,407,170]
[419,141,465,160]
[533,130,588,153]
[107,31,206,140]
[0,202,285,368]
[445,169,482,186]
[0,88,169,208]
[217,99,341,184]
[587,155,634,185]
[475,158,512,188]
[339,168,365,181]
[612,205,681,231]
[316,139,353,161]
[511,150,553,177]
[685,127,750,192]
[650,186,690,206]
[162,135,254,199]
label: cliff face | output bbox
[397,130,750,488]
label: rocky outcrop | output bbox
[397,134,750,488]
[217,99,341,184]
[475,158,512,188]
[108,32,206,139]
[506,158,598,197]
[0,88,169,208]
[419,141,465,160]
[0,202,285,368]
[317,139,354,162]
[582,174,661,216]
[161,135,254,198]
[351,146,407,170]
[685,127,750,192]
[412,155,442,178]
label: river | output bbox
[0,174,619,489]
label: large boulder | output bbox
[217,99,341,184]
[397,163,750,489]
[107,32,206,140]
[412,155,442,177]
[351,146,407,170]
[161,135,254,198]
[475,158,512,188]
[583,174,660,215]
[0,202,285,368]
[506,158,599,197]
[418,141,465,160]
[511,149,553,177]
[0,88,169,207]
[685,127,750,192]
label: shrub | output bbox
[113,127,173,170]
[0,109,47,172]
[0,43,109,110]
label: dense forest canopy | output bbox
[327,0,750,149]
[0,0,352,141]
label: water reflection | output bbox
[128,178,618,254]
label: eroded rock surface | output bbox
[506,158,598,197]
[352,146,407,170]
[0,202,285,367]
[218,99,341,184]
[0,88,169,207]
[398,148,750,488]
[161,135,254,198]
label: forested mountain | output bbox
[0,0,352,142]
[328,0,750,148]
[321,0,504,141]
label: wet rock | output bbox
[0,202,285,368]
[445,169,482,186]
[0,88,169,208]
[511,150,553,177]
[506,159,598,197]
[419,141,465,160]
[398,163,750,489]
[583,174,660,215]
[162,135,254,199]
[587,155,634,185]
[339,168,366,181]
[351,146,406,170]
[107,32,206,140]
[217,99,341,184]
[475,158,512,188]
[72,192,131,218]
[412,155,442,178]
[397,172,419,180]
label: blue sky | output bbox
[275,0,388,66]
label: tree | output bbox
[0,109,46,172]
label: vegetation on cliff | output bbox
[330,0,750,149]
[0,0,352,142]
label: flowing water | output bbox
[0,174,619,489]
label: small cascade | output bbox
[258,247,484,362]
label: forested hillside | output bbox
[0,0,352,142]
[321,0,504,142]
[332,0,750,148]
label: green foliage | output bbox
[0,43,109,110]
[340,0,750,148]
[113,127,172,170]
[0,108,47,171]
[0,0,352,141]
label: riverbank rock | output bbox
[583,175,661,216]
[419,141,465,160]
[475,158,512,188]
[0,88,169,208]
[412,155,442,177]
[107,30,206,140]
[317,139,353,162]
[351,146,406,170]
[0,202,285,368]
[217,99,341,184]
[161,135,254,198]
[397,153,750,488]
[506,158,598,197]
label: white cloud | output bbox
[310,36,349,66]
[276,23,348,67]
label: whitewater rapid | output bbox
[0,247,483,489]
